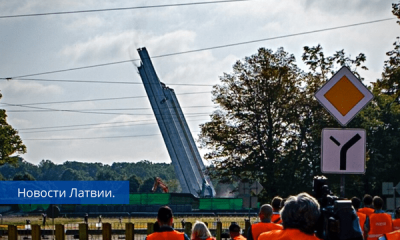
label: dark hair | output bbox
[351,197,361,209]
[363,194,373,205]
[373,196,384,210]
[271,196,283,210]
[153,221,160,232]
[229,223,240,233]
[281,193,320,234]
[158,206,173,223]
[259,204,273,218]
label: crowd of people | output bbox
[145,193,400,240]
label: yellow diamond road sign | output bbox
[315,67,373,126]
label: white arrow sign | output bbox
[321,128,366,174]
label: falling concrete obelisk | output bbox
[137,47,215,197]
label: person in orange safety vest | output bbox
[246,204,283,240]
[229,223,246,240]
[146,206,190,240]
[359,194,375,217]
[259,193,321,240]
[378,230,400,240]
[365,196,392,240]
[351,196,367,235]
[271,196,283,224]
[392,207,400,231]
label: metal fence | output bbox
[0,220,251,240]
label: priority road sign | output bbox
[321,128,366,174]
[315,66,373,126]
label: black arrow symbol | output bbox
[330,134,362,171]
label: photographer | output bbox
[259,193,320,240]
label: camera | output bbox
[313,176,363,240]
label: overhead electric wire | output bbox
[7,105,215,113]
[0,0,251,19]
[23,128,202,141]
[4,103,213,116]
[23,134,161,141]
[4,78,214,86]
[1,17,395,79]
[17,115,210,131]
[20,117,211,134]
[0,91,212,106]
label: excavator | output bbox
[152,177,169,193]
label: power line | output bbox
[0,0,251,19]
[2,18,394,79]
[20,117,211,134]
[17,115,210,131]
[23,133,161,141]
[4,102,213,116]
[0,91,212,106]
[3,78,214,86]
[23,131,202,141]
[7,105,214,113]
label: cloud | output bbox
[0,80,63,98]
[60,30,197,64]
[303,0,391,15]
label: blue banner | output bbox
[0,181,129,204]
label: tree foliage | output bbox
[0,93,26,166]
[128,174,142,193]
[200,45,374,199]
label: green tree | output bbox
[128,174,142,193]
[0,93,26,166]
[13,172,35,181]
[61,168,85,180]
[139,178,161,193]
[356,3,400,196]
[200,46,371,200]
[38,160,65,180]
[199,47,304,198]
[95,168,118,181]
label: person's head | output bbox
[157,206,173,226]
[363,194,373,207]
[191,221,212,240]
[372,196,384,210]
[229,223,241,238]
[351,196,361,210]
[258,204,273,221]
[395,207,400,219]
[271,196,283,211]
[281,192,320,234]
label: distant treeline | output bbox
[0,159,181,193]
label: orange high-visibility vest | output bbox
[146,230,185,240]
[232,235,247,240]
[359,207,374,217]
[259,229,320,240]
[251,222,283,240]
[271,214,282,224]
[384,230,400,240]
[356,211,367,233]
[392,219,400,231]
[367,213,393,240]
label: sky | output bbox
[0,0,398,166]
